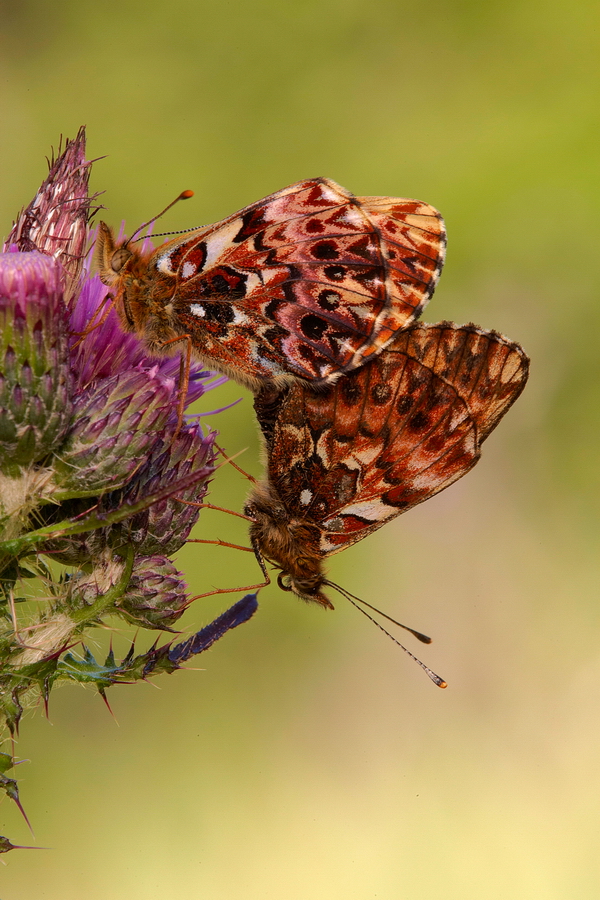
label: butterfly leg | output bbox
[156,333,193,439]
[71,292,119,346]
[249,534,270,583]
[188,538,255,553]
[187,532,272,600]
[176,499,255,522]
[175,335,193,439]
[189,571,271,601]
[214,443,257,484]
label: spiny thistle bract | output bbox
[0,129,258,833]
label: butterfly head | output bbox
[246,485,335,610]
[94,222,162,338]
[276,572,335,610]
[96,191,194,289]
[95,221,134,287]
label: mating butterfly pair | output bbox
[96,178,528,628]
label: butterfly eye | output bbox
[111,246,132,274]
[273,503,289,522]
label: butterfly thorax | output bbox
[96,221,185,354]
[246,482,334,609]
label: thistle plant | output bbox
[0,129,257,840]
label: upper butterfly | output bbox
[95,178,445,389]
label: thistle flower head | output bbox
[0,251,72,470]
[0,127,256,826]
[117,555,191,631]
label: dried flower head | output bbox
[4,127,94,298]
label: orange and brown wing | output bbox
[259,322,528,556]
[390,321,529,440]
[152,178,445,385]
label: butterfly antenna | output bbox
[142,227,205,240]
[325,582,447,689]
[126,190,194,246]
[326,581,433,644]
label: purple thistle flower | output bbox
[0,251,72,468]
[0,125,256,799]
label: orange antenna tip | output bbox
[127,190,196,245]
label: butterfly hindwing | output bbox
[257,322,529,557]
[390,321,529,440]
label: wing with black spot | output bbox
[258,322,528,556]
[155,179,446,386]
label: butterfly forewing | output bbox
[149,178,445,386]
[257,322,529,557]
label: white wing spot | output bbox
[344,207,363,227]
[156,253,176,275]
[182,261,196,280]
[190,304,206,317]
[253,352,281,375]
[204,219,244,268]
[300,489,313,506]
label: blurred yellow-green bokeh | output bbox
[1,0,600,897]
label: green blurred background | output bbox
[1,0,599,896]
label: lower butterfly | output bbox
[244,321,528,676]
[95,178,445,390]
[188,321,527,686]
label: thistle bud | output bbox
[4,127,93,299]
[117,555,190,631]
[52,367,178,497]
[0,251,72,472]
[123,420,216,555]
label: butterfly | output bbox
[95,178,445,390]
[244,321,529,610]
